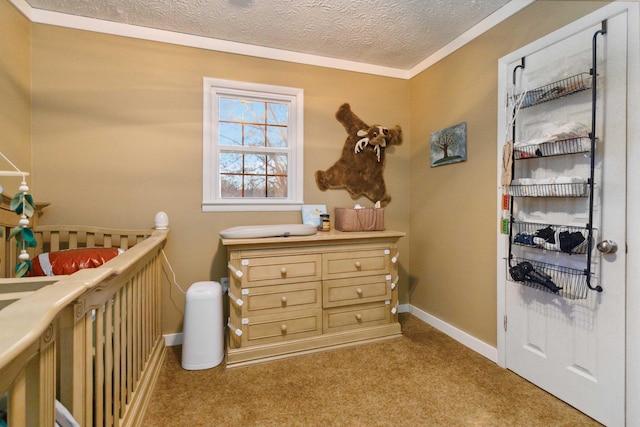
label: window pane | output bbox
[245,125,266,147]
[267,103,288,125]
[220,174,242,198]
[246,101,266,123]
[220,97,266,123]
[267,153,288,175]
[219,122,242,146]
[219,98,245,122]
[220,152,242,174]
[245,153,266,175]
[244,176,266,198]
[267,176,288,198]
[266,125,287,148]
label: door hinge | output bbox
[504,315,508,331]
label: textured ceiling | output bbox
[25,0,513,70]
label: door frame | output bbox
[495,2,640,425]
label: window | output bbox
[203,78,304,211]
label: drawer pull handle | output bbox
[391,276,399,290]
[228,292,244,307]
[281,267,287,276]
[227,321,243,337]
[355,313,362,321]
[281,296,288,304]
[355,261,362,269]
[391,303,399,315]
[392,251,400,264]
[281,324,288,333]
[228,263,244,279]
[356,288,363,296]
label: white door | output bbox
[497,9,629,427]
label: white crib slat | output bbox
[57,308,73,411]
[105,298,114,427]
[155,257,161,337]
[33,230,45,258]
[145,268,151,358]
[139,272,144,375]
[58,303,88,425]
[140,272,147,367]
[7,369,27,427]
[68,232,78,249]
[95,305,105,427]
[50,232,60,252]
[119,285,127,420]
[87,233,95,248]
[84,311,94,427]
[133,275,140,385]
[39,333,56,426]
[113,290,122,427]
[126,280,133,403]
[139,271,146,369]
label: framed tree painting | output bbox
[430,122,467,167]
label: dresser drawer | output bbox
[323,302,390,333]
[244,282,321,315]
[322,249,390,280]
[241,254,321,287]
[323,275,391,308]
[244,310,322,346]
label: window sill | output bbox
[202,202,303,213]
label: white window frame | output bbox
[202,78,304,212]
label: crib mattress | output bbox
[219,224,317,239]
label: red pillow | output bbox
[30,247,122,276]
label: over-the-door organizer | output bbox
[503,22,607,299]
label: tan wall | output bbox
[0,0,31,191]
[408,1,609,346]
[29,24,411,334]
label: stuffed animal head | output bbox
[355,125,402,162]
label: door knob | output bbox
[597,240,618,254]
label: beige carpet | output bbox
[144,314,600,426]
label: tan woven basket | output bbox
[334,208,385,231]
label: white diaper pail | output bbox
[181,281,224,370]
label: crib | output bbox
[0,199,168,426]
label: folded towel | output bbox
[511,176,585,185]
[514,121,590,147]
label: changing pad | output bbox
[219,224,318,239]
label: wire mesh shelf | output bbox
[513,136,592,160]
[519,73,592,108]
[505,182,589,197]
[511,221,590,254]
[507,257,590,300]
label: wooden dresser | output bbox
[222,229,405,368]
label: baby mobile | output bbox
[0,151,36,277]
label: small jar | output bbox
[320,214,330,231]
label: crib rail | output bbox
[0,228,168,427]
[32,224,153,253]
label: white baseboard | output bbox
[164,303,497,365]
[406,304,498,363]
[164,332,183,347]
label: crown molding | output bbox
[407,0,534,78]
[10,0,533,80]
